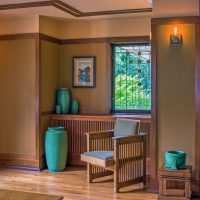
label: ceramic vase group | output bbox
[56,88,79,114]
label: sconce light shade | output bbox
[170,26,182,45]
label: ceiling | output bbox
[0,0,152,20]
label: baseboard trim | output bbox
[39,154,46,170]
[0,165,40,171]
[0,153,39,169]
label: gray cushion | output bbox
[114,118,140,137]
[82,151,114,160]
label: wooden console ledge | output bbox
[51,114,151,123]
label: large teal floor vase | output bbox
[45,127,68,172]
[56,88,70,114]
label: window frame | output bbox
[111,43,151,114]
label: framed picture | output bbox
[72,56,96,88]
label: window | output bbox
[112,43,151,113]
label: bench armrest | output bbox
[86,130,114,139]
[112,134,145,144]
[86,130,114,151]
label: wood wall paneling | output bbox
[195,24,200,183]
[35,37,40,162]
[150,23,158,192]
[106,43,112,113]
[0,153,40,170]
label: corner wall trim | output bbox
[152,16,200,25]
[39,33,61,44]
[150,23,157,186]
[0,33,150,45]
[195,24,200,182]
[0,33,39,41]
[41,111,53,116]
[61,36,150,45]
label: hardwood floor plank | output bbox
[0,189,63,200]
[0,167,157,200]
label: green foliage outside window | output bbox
[113,45,151,111]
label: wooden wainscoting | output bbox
[0,153,40,170]
[50,114,151,170]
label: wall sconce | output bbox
[170,26,182,45]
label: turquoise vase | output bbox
[45,126,68,172]
[56,88,70,114]
[71,99,79,114]
[165,150,186,170]
[55,105,61,114]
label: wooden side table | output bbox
[158,164,192,200]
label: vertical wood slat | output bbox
[116,139,144,186]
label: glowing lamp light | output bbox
[170,26,182,45]
[173,26,178,36]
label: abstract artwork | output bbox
[72,56,96,88]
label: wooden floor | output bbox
[0,167,157,200]
[1,167,199,200]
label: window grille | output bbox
[112,43,151,113]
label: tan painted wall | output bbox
[40,40,60,112]
[60,43,110,114]
[0,16,39,35]
[39,16,61,39]
[156,24,195,167]
[153,0,199,18]
[40,115,51,158]
[59,17,151,114]
[0,39,36,156]
[60,17,151,39]
[40,40,60,155]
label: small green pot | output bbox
[71,99,79,114]
[165,150,186,170]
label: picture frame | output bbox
[72,56,96,88]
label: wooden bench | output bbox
[158,164,192,200]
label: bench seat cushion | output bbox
[82,151,114,160]
[81,151,114,167]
